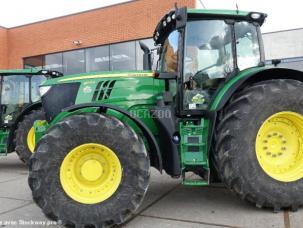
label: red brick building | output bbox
[0,0,195,73]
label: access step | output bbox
[182,168,209,186]
[0,148,7,156]
[0,130,8,156]
[183,179,208,186]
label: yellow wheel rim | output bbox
[256,111,303,182]
[27,127,35,153]
[60,143,122,204]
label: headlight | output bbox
[39,86,51,97]
[250,13,261,20]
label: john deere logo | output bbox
[83,86,92,93]
[192,94,205,104]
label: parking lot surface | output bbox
[0,153,301,228]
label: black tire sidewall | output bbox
[217,80,303,207]
[31,113,149,225]
[15,109,45,164]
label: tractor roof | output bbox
[0,68,63,77]
[0,68,42,75]
[187,8,250,17]
[153,7,267,45]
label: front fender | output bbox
[47,103,163,172]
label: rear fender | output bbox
[211,67,303,111]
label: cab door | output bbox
[0,75,30,126]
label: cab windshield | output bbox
[183,20,261,110]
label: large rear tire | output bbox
[215,79,303,210]
[29,113,150,227]
[15,109,45,165]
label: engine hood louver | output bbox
[92,80,116,101]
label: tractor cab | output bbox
[147,7,267,185]
[0,69,61,127]
[153,8,266,115]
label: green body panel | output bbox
[34,120,48,144]
[210,67,266,111]
[0,130,9,155]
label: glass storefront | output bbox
[23,55,44,69]
[110,41,136,71]
[86,45,110,72]
[24,38,157,75]
[63,49,85,75]
[44,53,63,73]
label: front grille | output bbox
[42,83,80,121]
[92,80,116,101]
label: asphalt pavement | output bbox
[0,153,301,228]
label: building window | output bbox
[45,53,63,73]
[24,55,44,69]
[110,41,136,71]
[31,75,47,102]
[86,46,110,72]
[63,49,85,75]
[23,38,159,74]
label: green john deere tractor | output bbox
[29,7,303,227]
[0,69,61,165]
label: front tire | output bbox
[215,79,303,210]
[15,109,45,165]
[29,113,150,227]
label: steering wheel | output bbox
[191,63,218,88]
[193,63,218,79]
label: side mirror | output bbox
[139,41,152,70]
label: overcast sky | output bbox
[0,0,302,33]
[198,0,303,33]
[0,0,131,27]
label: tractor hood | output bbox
[39,70,164,121]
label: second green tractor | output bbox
[27,7,303,227]
[0,69,61,164]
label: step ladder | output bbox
[179,119,210,186]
